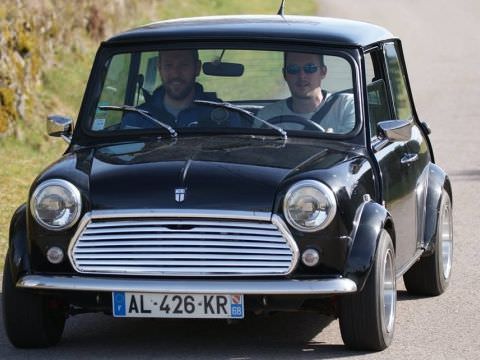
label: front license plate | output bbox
[112,292,244,319]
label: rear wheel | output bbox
[2,254,66,348]
[403,190,453,295]
[339,230,396,351]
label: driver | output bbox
[257,52,355,133]
[122,49,229,128]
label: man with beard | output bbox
[122,49,227,129]
[257,52,355,134]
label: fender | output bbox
[6,203,31,283]
[343,200,394,291]
[422,163,452,256]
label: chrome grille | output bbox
[69,211,298,276]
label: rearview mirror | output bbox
[203,61,244,77]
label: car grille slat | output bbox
[69,213,298,276]
[75,253,292,260]
[79,233,285,243]
[83,226,281,235]
[86,220,278,230]
[75,240,288,249]
[74,247,291,255]
[80,266,290,274]
[75,260,290,266]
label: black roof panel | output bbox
[107,15,395,47]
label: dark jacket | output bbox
[122,83,227,129]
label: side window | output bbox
[365,52,376,83]
[384,43,413,120]
[93,54,131,131]
[365,52,390,138]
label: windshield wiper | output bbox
[194,100,287,140]
[99,105,178,137]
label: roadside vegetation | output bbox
[0,1,317,265]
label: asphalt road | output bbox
[1,1,479,358]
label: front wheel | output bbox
[2,254,66,348]
[403,189,453,295]
[339,230,396,351]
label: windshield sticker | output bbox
[92,118,106,131]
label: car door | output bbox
[384,42,432,256]
[366,43,426,273]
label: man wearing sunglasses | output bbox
[257,52,355,134]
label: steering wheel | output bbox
[265,115,325,132]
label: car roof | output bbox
[106,15,395,48]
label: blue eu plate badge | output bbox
[113,292,126,316]
[230,294,243,318]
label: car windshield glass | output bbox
[90,47,357,136]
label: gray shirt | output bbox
[257,92,355,134]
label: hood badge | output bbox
[175,188,186,202]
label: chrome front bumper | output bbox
[17,275,357,295]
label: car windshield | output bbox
[90,47,357,136]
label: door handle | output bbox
[401,153,418,164]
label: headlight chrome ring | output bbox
[30,179,82,231]
[283,180,337,232]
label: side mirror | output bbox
[377,119,412,142]
[47,115,72,144]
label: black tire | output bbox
[339,230,396,351]
[2,254,66,348]
[403,190,453,296]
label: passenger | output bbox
[257,52,355,133]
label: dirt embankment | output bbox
[0,1,120,137]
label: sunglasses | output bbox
[285,63,323,75]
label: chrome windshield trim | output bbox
[17,275,357,295]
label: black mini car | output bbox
[3,15,453,351]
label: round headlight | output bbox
[30,179,82,230]
[283,180,336,232]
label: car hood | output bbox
[85,136,361,212]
